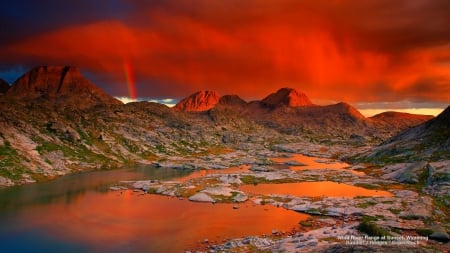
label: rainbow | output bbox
[123,59,137,100]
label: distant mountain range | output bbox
[0,66,445,186]
[175,87,433,140]
[363,106,450,163]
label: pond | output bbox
[271,154,365,176]
[0,165,306,252]
[240,181,392,197]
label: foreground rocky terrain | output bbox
[0,66,448,252]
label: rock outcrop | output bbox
[261,87,313,107]
[6,66,121,109]
[365,106,450,162]
[174,90,220,112]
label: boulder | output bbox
[188,192,215,202]
[429,225,450,242]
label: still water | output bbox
[240,181,392,197]
[271,154,365,176]
[0,165,307,252]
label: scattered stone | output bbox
[429,225,450,242]
[0,176,14,187]
[285,160,307,166]
[188,193,215,203]
[201,186,237,197]
[250,166,273,172]
[232,193,248,202]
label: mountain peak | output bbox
[8,66,83,97]
[6,66,121,108]
[262,87,313,107]
[174,90,221,112]
[0,79,10,94]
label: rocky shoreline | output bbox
[110,142,450,252]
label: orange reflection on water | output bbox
[271,154,365,176]
[15,190,307,252]
[241,181,392,197]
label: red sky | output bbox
[0,0,449,111]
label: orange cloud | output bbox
[1,0,449,103]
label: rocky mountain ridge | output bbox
[0,66,440,187]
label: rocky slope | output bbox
[365,106,450,163]
[0,79,9,94]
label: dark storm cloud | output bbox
[0,0,449,104]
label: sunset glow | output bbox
[0,0,448,111]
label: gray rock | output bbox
[250,166,273,172]
[0,176,13,187]
[429,225,450,242]
[232,193,248,202]
[188,193,215,203]
[285,160,307,166]
[384,162,428,184]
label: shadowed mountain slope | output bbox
[6,66,121,109]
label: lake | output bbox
[0,165,307,252]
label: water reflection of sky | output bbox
[271,154,365,176]
[0,190,308,252]
[0,164,308,252]
[241,181,392,197]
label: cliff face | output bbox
[173,90,220,112]
[6,66,121,109]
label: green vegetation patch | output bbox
[389,208,401,215]
[357,201,377,208]
[357,220,391,237]
[354,183,380,190]
[36,141,113,167]
[0,141,29,180]
[299,220,313,227]
[240,175,298,185]
[416,228,433,237]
